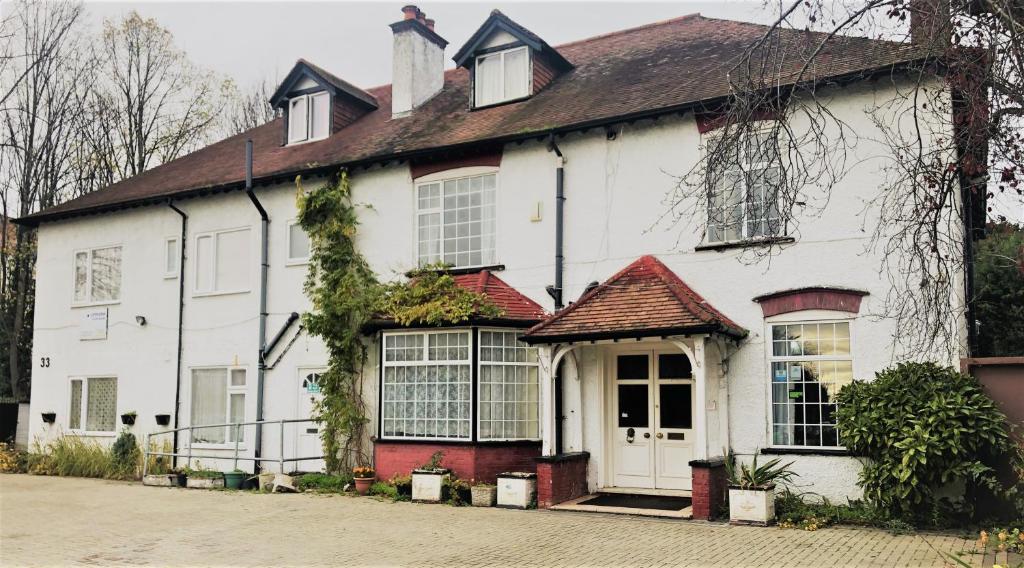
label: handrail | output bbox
[142,418,324,478]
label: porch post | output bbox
[693,336,708,461]
[539,345,557,456]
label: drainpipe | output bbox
[243,139,271,473]
[168,201,187,469]
[546,134,565,310]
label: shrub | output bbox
[836,362,1011,523]
[775,488,888,531]
[110,430,140,478]
[389,474,412,498]
[0,443,28,473]
[725,452,797,489]
[445,477,471,506]
[369,481,398,499]
[294,472,352,492]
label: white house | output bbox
[19,6,972,517]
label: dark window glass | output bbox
[659,384,692,429]
[616,355,649,380]
[658,353,692,378]
[617,384,648,428]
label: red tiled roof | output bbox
[20,13,932,225]
[522,255,746,343]
[452,270,547,321]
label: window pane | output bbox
[617,355,649,380]
[165,239,178,275]
[230,369,246,386]
[195,235,213,292]
[382,332,470,440]
[90,247,121,302]
[289,97,308,142]
[191,369,227,443]
[617,384,648,428]
[658,354,692,378]
[503,48,528,99]
[288,223,310,260]
[215,229,249,292]
[86,377,117,432]
[69,380,82,430]
[74,252,88,302]
[309,92,330,140]
[659,384,692,429]
[228,393,245,442]
[478,331,539,440]
[475,54,502,106]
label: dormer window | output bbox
[474,46,529,107]
[288,91,330,144]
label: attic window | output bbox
[288,91,330,144]
[474,46,529,108]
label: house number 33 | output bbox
[39,357,50,368]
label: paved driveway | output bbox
[0,475,981,567]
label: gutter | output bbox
[167,201,188,468]
[243,139,271,474]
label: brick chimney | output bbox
[390,5,448,118]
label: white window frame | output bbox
[765,313,854,450]
[287,91,330,145]
[67,376,118,437]
[474,46,531,108]
[380,329,473,442]
[285,219,310,266]
[705,125,784,244]
[413,167,499,269]
[189,366,248,448]
[476,328,540,442]
[71,244,123,307]
[192,227,251,297]
[164,236,179,279]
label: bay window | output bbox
[73,246,122,304]
[191,368,246,444]
[707,128,783,243]
[769,321,852,448]
[416,172,497,268]
[474,46,530,107]
[479,330,539,440]
[68,377,118,434]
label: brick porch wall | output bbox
[535,452,590,508]
[689,458,728,521]
[374,441,540,483]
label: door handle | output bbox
[656,432,664,439]
[643,432,651,439]
[626,427,635,443]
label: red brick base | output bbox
[373,441,540,483]
[535,452,590,508]
[689,458,728,521]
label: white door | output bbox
[610,351,695,490]
[295,369,326,472]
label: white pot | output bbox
[728,485,776,525]
[411,469,449,502]
[496,472,536,509]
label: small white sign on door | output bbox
[80,309,108,341]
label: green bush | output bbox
[110,430,140,478]
[294,472,352,492]
[836,362,1011,523]
[369,481,399,499]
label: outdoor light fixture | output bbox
[135,315,147,326]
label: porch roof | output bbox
[521,255,747,344]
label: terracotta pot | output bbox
[354,476,374,495]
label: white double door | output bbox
[610,349,695,490]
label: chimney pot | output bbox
[416,10,426,23]
[402,5,418,20]
[425,18,435,31]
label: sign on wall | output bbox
[80,309,108,341]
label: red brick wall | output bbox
[374,441,540,483]
[532,55,559,93]
[690,460,728,521]
[536,452,589,508]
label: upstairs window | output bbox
[416,172,497,268]
[474,46,529,107]
[288,91,330,144]
[195,228,250,295]
[707,128,782,243]
[73,246,122,305]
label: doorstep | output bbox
[550,492,693,520]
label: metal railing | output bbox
[142,419,324,477]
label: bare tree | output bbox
[221,78,278,137]
[667,0,1022,358]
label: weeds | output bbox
[294,472,352,492]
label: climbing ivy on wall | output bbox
[297,171,504,473]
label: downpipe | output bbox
[546,134,565,310]
[167,201,188,469]
[244,139,271,473]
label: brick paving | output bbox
[0,475,983,567]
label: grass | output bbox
[26,435,140,480]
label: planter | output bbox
[471,485,497,507]
[496,472,536,509]
[728,484,776,526]
[155,414,171,427]
[143,473,185,487]
[186,475,225,489]
[411,469,450,502]
[354,477,374,495]
[223,471,246,490]
[120,414,137,426]
[41,412,56,424]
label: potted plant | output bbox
[184,467,225,489]
[155,414,171,427]
[352,466,375,495]
[223,469,246,490]
[40,412,56,424]
[470,481,497,507]
[726,453,796,526]
[411,451,449,502]
[120,411,137,426]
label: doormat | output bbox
[578,493,692,511]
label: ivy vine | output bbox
[297,171,504,473]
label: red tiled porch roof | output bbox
[522,255,746,344]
